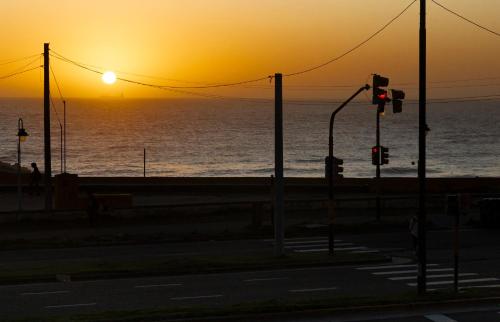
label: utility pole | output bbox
[417,0,427,295]
[375,108,381,221]
[274,73,285,257]
[44,43,53,212]
[63,100,67,173]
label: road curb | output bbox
[0,256,391,286]
[179,296,500,322]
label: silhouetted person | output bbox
[409,215,418,256]
[29,162,41,196]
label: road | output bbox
[1,228,500,320]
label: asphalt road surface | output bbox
[1,228,500,320]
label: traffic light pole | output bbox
[418,0,427,295]
[375,107,381,221]
[328,84,370,255]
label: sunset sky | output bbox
[1,0,499,99]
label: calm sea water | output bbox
[0,98,499,177]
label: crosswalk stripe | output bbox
[407,277,498,287]
[284,240,330,245]
[389,273,478,281]
[356,264,438,270]
[459,284,500,289]
[352,250,380,254]
[295,246,367,253]
[286,243,353,248]
[374,268,453,275]
[424,314,457,322]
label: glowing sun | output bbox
[102,71,117,84]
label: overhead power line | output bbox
[0,53,41,67]
[431,0,500,38]
[0,65,42,80]
[50,65,65,101]
[50,1,416,90]
[284,0,417,77]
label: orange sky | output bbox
[1,0,499,99]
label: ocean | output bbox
[0,98,499,178]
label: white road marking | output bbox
[356,264,438,270]
[289,287,337,293]
[134,283,183,288]
[460,284,500,289]
[389,273,478,281]
[284,240,332,245]
[286,243,353,248]
[408,278,499,287]
[374,268,453,275]
[295,247,367,253]
[265,237,341,242]
[244,277,288,282]
[424,314,457,322]
[21,290,69,296]
[352,250,380,254]
[171,294,223,300]
[45,302,96,309]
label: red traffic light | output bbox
[372,147,379,153]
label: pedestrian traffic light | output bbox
[371,146,380,165]
[333,157,344,178]
[381,146,389,164]
[372,74,390,105]
[391,89,405,113]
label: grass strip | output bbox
[10,288,500,322]
[0,251,387,284]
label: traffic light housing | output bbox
[372,74,390,105]
[391,89,405,113]
[333,157,344,178]
[325,156,344,178]
[381,146,389,164]
[371,146,380,166]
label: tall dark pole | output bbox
[17,124,22,214]
[328,85,370,255]
[375,108,381,221]
[274,73,284,256]
[63,100,66,173]
[44,43,52,212]
[417,0,427,295]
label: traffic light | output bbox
[372,74,390,105]
[381,146,389,164]
[391,89,405,113]
[371,146,380,165]
[333,157,344,178]
[325,156,344,178]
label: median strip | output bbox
[171,294,223,300]
[45,302,96,309]
[135,283,183,288]
[289,287,337,293]
[21,290,69,296]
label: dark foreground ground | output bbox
[0,177,499,321]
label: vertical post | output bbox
[17,135,22,214]
[454,207,459,292]
[143,148,146,177]
[44,43,53,212]
[60,124,63,174]
[274,73,284,257]
[63,100,66,173]
[376,108,381,221]
[417,0,427,295]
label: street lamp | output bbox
[17,118,29,214]
[327,84,370,255]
